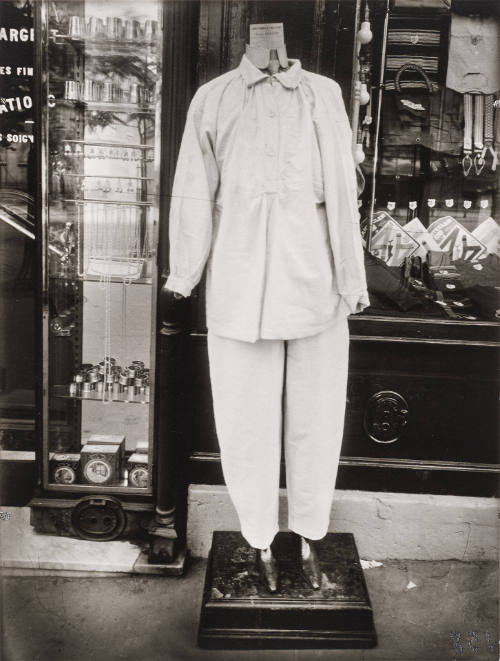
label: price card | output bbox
[249,23,285,49]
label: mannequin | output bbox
[166,25,369,594]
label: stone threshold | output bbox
[187,485,499,561]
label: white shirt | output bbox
[166,54,370,342]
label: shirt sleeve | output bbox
[165,89,219,297]
[319,79,370,315]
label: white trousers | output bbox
[207,316,350,549]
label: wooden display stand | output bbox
[198,531,377,649]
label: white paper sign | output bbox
[369,210,419,266]
[472,217,500,255]
[249,23,284,49]
[403,217,442,258]
[427,215,486,262]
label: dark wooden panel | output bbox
[188,455,499,497]
[186,332,499,491]
[198,531,376,650]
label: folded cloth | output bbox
[464,285,500,321]
[454,253,500,288]
[364,250,425,311]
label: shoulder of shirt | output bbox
[189,69,240,108]
[301,69,342,96]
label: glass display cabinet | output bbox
[30,0,196,565]
[43,0,161,492]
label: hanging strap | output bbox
[473,95,485,175]
[488,95,500,171]
[462,93,473,176]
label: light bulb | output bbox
[354,143,365,164]
[358,21,372,45]
[360,83,370,105]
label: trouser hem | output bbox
[240,527,279,550]
[288,522,329,542]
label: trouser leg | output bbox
[284,316,350,540]
[207,332,284,549]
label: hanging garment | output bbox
[207,315,350,550]
[384,12,448,91]
[446,13,500,94]
[166,55,369,343]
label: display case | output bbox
[29,0,193,553]
[355,0,499,327]
[39,0,162,495]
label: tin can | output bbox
[69,16,84,38]
[89,371,99,384]
[129,83,140,104]
[106,17,122,40]
[87,17,104,38]
[65,80,79,101]
[143,20,158,42]
[83,80,94,102]
[124,19,140,40]
[101,81,113,103]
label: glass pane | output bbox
[0,1,36,453]
[358,4,499,322]
[45,0,161,489]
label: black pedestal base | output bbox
[198,531,377,649]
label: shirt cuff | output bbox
[165,275,195,298]
[342,291,370,315]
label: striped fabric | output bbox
[385,13,449,90]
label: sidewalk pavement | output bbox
[1,555,498,661]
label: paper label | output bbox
[428,216,486,262]
[249,23,284,49]
[366,210,419,266]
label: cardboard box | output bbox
[80,444,121,485]
[127,452,149,488]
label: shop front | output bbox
[0,0,497,568]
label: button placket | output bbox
[261,80,281,191]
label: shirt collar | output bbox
[239,54,302,89]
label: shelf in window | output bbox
[48,274,153,284]
[58,99,155,114]
[52,33,159,54]
[64,198,152,206]
[81,274,152,284]
[52,385,150,404]
[63,139,153,149]
[62,173,153,181]
[46,481,149,493]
